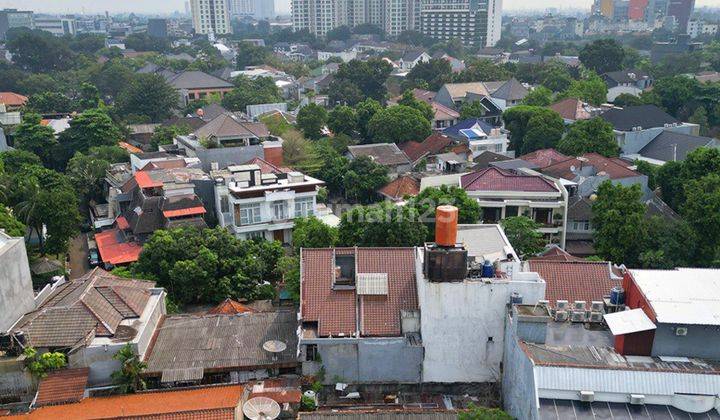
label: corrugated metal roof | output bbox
[299,412,459,420]
[630,268,720,325]
[535,366,720,396]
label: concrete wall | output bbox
[416,253,546,383]
[303,337,423,384]
[0,356,33,402]
[651,323,720,360]
[502,314,540,420]
[0,235,35,332]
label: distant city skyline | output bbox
[0,0,718,14]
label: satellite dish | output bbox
[570,165,577,172]
[243,397,281,420]
[263,340,287,353]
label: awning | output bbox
[604,308,656,335]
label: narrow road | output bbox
[68,233,90,279]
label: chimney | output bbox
[435,205,459,247]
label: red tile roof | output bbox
[34,368,89,407]
[460,167,558,193]
[95,229,143,265]
[0,92,28,107]
[378,175,421,201]
[528,260,621,306]
[244,157,292,175]
[301,248,418,337]
[162,206,207,218]
[549,98,592,122]
[540,153,641,180]
[530,246,583,262]
[400,133,453,162]
[207,298,255,315]
[135,171,164,189]
[518,149,570,168]
[116,216,130,230]
[118,141,143,154]
[8,385,244,420]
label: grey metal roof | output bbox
[490,78,528,101]
[145,311,299,376]
[639,130,717,162]
[600,105,679,132]
[167,71,234,90]
[539,398,720,419]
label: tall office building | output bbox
[229,0,254,15]
[0,9,34,41]
[147,18,169,38]
[419,0,502,47]
[34,17,77,37]
[667,0,694,33]
[292,0,419,38]
[190,0,232,34]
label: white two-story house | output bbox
[213,159,324,243]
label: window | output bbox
[238,203,261,225]
[295,197,314,218]
[246,231,265,240]
[220,195,229,213]
[273,201,288,220]
[305,344,319,361]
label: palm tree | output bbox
[111,343,147,393]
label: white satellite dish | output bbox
[263,340,287,353]
[243,396,281,420]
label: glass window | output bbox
[239,203,261,225]
[220,195,229,213]
[295,197,314,218]
[273,201,287,220]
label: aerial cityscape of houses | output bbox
[1,0,720,418]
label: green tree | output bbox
[111,343,147,394]
[397,89,434,122]
[367,105,432,144]
[310,143,349,196]
[236,42,269,69]
[23,347,67,379]
[344,156,389,204]
[327,105,358,136]
[58,108,122,165]
[297,103,328,140]
[134,227,283,305]
[356,98,383,141]
[500,216,545,258]
[521,110,565,154]
[150,125,190,150]
[6,28,75,72]
[24,92,74,114]
[556,117,619,157]
[688,106,710,136]
[0,206,26,237]
[116,73,179,122]
[455,59,512,83]
[66,152,111,202]
[634,160,659,190]
[92,60,136,98]
[338,201,428,247]
[538,62,574,92]
[0,150,42,174]
[562,74,608,106]
[682,174,720,265]
[328,58,393,106]
[325,25,352,42]
[88,145,129,163]
[407,185,481,240]
[579,39,625,74]
[13,113,58,168]
[125,32,169,52]
[592,181,647,266]
[613,93,643,107]
[460,101,491,120]
[459,404,513,420]
[521,86,553,106]
[222,76,281,112]
[282,129,322,173]
[651,76,698,117]
[292,216,338,252]
[502,105,562,152]
[405,58,453,91]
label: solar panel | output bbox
[356,273,388,295]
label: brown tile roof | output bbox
[528,261,621,306]
[460,167,559,193]
[347,144,412,167]
[13,269,155,348]
[300,248,418,337]
[8,385,244,419]
[243,157,292,174]
[540,153,641,180]
[34,368,89,407]
[206,298,255,315]
[378,175,421,201]
[432,102,459,121]
[194,113,269,139]
[518,149,570,168]
[549,98,592,121]
[399,133,453,162]
[530,246,583,262]
[0,92,28,107]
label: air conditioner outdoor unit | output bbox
[574,301,587,311]
[571,311,586,323]
[538,300,550,307]
[591,301,603,312]
[589,312,603,323]
[554,310,568,322]
[556,300,569,311]
[579,391,595,402]
[630,394,646,405]
[675,327,688,336]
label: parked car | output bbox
[88,248,100,267]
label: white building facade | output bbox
[419,0,502,47]
[190,0,232,35]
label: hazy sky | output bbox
[1,0,719,14]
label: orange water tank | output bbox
[435,205,459,247]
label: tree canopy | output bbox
[297,103,328,140]
[367,105,432,144]
[500,217,545,258]
[338,201,428,247]
[556,117,619,157]
[328,58,393,106]
[579,39,625,75]
[116,73,179,122]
